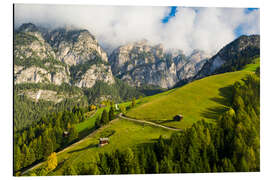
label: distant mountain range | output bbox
[14,23,260,103]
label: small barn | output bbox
[99,138,109,147]
[173,114,183,121]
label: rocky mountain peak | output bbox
[167,48,185,59]
[134,39,148,46]
[188,50,210,63]
[218,35,260,58]
[14,23,115,89]
[109,40,208,89]
[48,27,108,66]
[17,23,39,33]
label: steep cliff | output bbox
[109,40,209,88]
[14,23,115,90]
[14,23,70,85]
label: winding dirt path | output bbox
[118,113,183,131]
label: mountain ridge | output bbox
[194,34,260,80]
[109,40,210,88]
[14,23,115,89]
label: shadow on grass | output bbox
[159,119,177,124]
[134,140,160,149]
[210,85,234,106]
[201,85,233,120]
[78,126,96,139]
[68,144,97,154]
[201,106,229,120]
[51,158,68,173]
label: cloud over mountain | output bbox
[14,4,259,55]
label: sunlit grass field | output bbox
[242,57,260,72]
[126,64,258,129]
[49,119,173,175]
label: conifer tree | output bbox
[95,115,101,128]
[63,166,77,175]
[109,106,115,121]
[14,145,21,171]
[100,110,109,125]
[131,97,136,108]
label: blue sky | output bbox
[232,8,258,36]
[162,6,178,23]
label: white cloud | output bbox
[14,4,259,55]
[161,7,260,54]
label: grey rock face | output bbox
[15,66,51,84]
[14,23,115,88]
[14,66,70,85]
[14,31,56,61]
[109,40,209,88]
[18,89,83,103]
[21,89,62,103]
[48,28,108,66]
[177,50,210,81]
[75,64,115,88]
[14,24,70,85]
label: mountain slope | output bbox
[125,58,259,129]
[194,35,260,80]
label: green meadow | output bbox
[126,70,256,129]
[48,119,173,175]
[242,57,260,72]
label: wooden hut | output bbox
[99,138,109,147]
[173,114,183,121]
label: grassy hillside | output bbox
[76,108,106,138]
[242,57,260,72]
[34,118,173,175]
[125,60,259,129]
[28,59,259,175]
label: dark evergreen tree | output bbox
[95,116,101,128]
[100,110,109,125]
[14,145,21,171]
[109,106,115,121]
